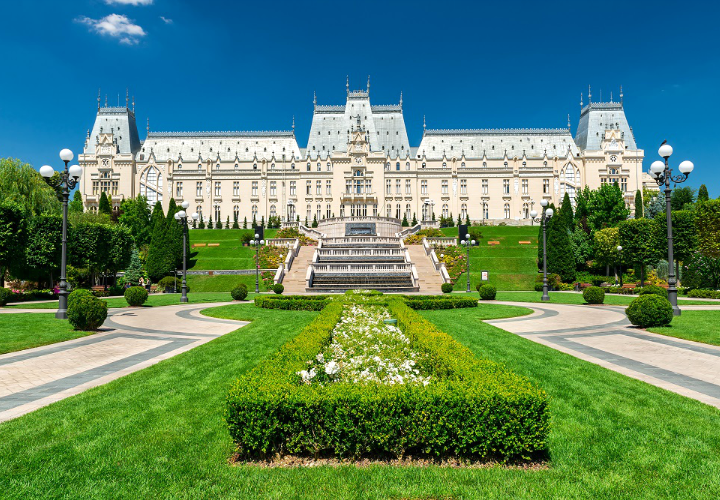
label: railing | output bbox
[421,220,440,229]
[281,221,299,229]
[265,238,297,247]
[299,224,325,239]
[426,237,457,247]
[321,236,400,245]
[397,224,422,239]
[316,248,406,257]
[306,265,314,288]
[312,263,414,273]
[318,216,400,225]
[274,264,284,285]
[422,237,451,284]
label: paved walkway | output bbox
[488,301,720,408]
[0,303,247,423]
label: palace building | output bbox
[78,82,650,225]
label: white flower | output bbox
[325,360,340,376]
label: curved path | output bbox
[0,303,247,423]
[488,301,720,409]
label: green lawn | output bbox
[6,292,241,310]
[3,303,720,498]
[186,274,272,293]
[648,310,720,346]
[0,314,94,354]
[188,229,257,270]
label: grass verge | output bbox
[0,313,94,354]
[495,291,713,306]
[647,310,720,346]
[6,292,242,310]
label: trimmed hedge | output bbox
[478,285,497,300]
[231,284,248,301]
[582,286,605,304]
[626,294,674,328]
[637,284,669,299]
[254,294,478,311]
[441,283,453,294]
[403,296,478,310]
[687,289,720,299]
[0,288,12,307]
[124,286,148,306]
[67,290,108,331]
[272,283,285,295]
[226,299,549,461]
[254,295,332,311]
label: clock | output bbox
[610,155,618,163]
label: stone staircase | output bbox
[282,246,315,294]
[405,244,445,294]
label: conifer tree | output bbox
[226,216,231,229]
[232,215,238,229]
[401,214,409,227]
[698,184,710,203]
[312,215,318,228]
[260,215,265,228]
[216,218,222,229]
[559,192,574,230]
[123,247,144,286]
[207,217,213,229]
[243,216,247,229]
[411,213,417,226]
[69,191,84,214]
[146,212,175,283]
[164,198,183,270]
[192,218,197,229]
[252,214,257,228]
[304,216,308,226]
[457,214,462,227]
[98,191,112,215]
[634,190,643,218]
[149,201,165,232]
[546,203,576,282]
[198,214,205,229]
[448,213,454,227]
[465,214,470,226]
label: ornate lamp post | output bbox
[173,201,197,303]
[461,233,476,292]
[649,142,694,316]
[616,245,623,287]
[252,233,265,293]
[530,200,554,302]
[40,150,82,319]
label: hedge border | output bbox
[254,294,478,311]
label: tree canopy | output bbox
[0,158,60,215]
[696,200,720,259]
[671,187,695,211]
[586,183,629,231]
[618,218,662,285]
[697,184,710,203]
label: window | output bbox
[175,182,183,198]
[326,180,331,195]
[340,204,345,217]
[396,204,401,219]
[405,180,411,194]
[442,204,449,218]
[346,180,352,194]
[442,180,448,195]
[233,181,239,197]
[503,180,510,194]
[522,179,528,195]
[270,181,277,197]
[216,164,220,171]
[421,180,428,195]
[396,162,400,171]
[442,162,447,169]
[196,182,202,197]
[177,164,182,170]
[214,205,221,221]
[385,162,390,171]
[306,181,312,195]
[483,203,489,219]
[504,203,510,219]
[253,163,257,170]
[317,204,322,220]
[290,181,296,196]
[387,205,392,217]
[252,181,258,197]
[270,204,276,217]
[317,162,321,172]
[140,165,163,204]
[482,179,488,195]
[198,164,202,170]
[326,204,331,218]
[396,179,401,194]
[543,179,550,194]
[365,179,372,194]
[291,163,295,170]
[405,204,411,219]
[307,206,311,221]
[327,162,332,171]
[252,205,258,220]
[406,162,410,170]
[306,163,310,172]
[461,162,466,168]
[460,179,467,195]
[197,206,203,217]
[386,180,392,195]
[523,203,529,219]
[621,178,628,192]
[233,205,239,221]
[270,163,275,170]
[214,182,221,197]
[316,180,322,195]
[461,203,467,220]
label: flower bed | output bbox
[226,297,549,461]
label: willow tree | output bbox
[0,158,60,215]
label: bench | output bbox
[518,241,532,245]
[621,284,636,289]
[91,285,105,292]
[488,241,500,245]
[207,243,220,247]
[192,243,207,248]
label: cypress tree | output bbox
[243,216,247,229]
[69,191,84,214]
[198,214,205,229]
[216,218,223,229]
[98,191,112,215]
[207,217,213,229]
[260,215,265,228]
[546,203,576,282]
[448,213,454,227]
[698,184,709,203]
[457,214,462,227]
[559,192,574,231]
[252,214,257,228]
[465,214,470,226]
[231,215,238,229]
[149,201,165,232]
[411,213,417,226]
[146,212,175,283]
[312,215,318,228]
[634,190,644,218]
[401,214,409,227]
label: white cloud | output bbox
[104,0,154,5]
[160,16,173,24]
[77,14,146,45]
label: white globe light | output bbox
[617,245,623,251]
[192,212,199,220]
[181,200,190,209]
[68,164,82,179]
[59,149,74,162]
[540,199,548,207]
[39,165,55,178]
[177,210,186,219]
[648,169,659,179]
[471,240,476,245]
[174,212,181,220]
[255,233,259,239]
[650,161,665,174]
[465,234,470,239]
[658,144,673,158]
[260,239,265,245]
[546,208,554,218]
[530,210,538,218]
[678,160,694,174]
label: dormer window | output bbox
[306,163,310,171]
[178,164,182,170]
[396,162,400,170]
[461,162,465,168]
[197,164,202,170]
[482,162,487,168]
[291,163,295,170]
[253,163,257,170]
[216,164,220,170]
[234,164,238,170]
[271,163,275,170]
[421,162,426,168]
[317,162,321,171]
[442,162,447,168]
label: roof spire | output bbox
[620,85,624,105]
[580,92,583,108]
[97,88,101,110]
[588,85,592,104]
[292,115,295,134]
[132,95,135,112]
[567,114,571,130]
[399,91,403,108]
[126,88,129,108]
[105,94,108,107]
[610,91,613,103]
[366,75,370,93]
[146,117,149,136]
[346,75,349,95]
[423,115,426,132]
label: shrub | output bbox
[441,283,453,294]
[0,287,12,307]
[478,284,497,300]
[272,283,284,295]
[687,289,720,299]
[637,284,669,299]
[231,284,248,301]
[404,296,477,309]
[157,276,184,293]
[108,285,125,296]
[226,299,549,461]
[535,273,561,290]
[67,292,108,331]
[626,294,674,328]
[67,288,94,310]
[124,286,149,306]
[583,286,605,304]
[255,295,331,311]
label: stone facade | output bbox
[78,84,652,225]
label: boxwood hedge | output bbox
[226,299,549,461]
[254,295,333,311]
[254,294,478,311]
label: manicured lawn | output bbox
[186,273,272,292]
[648,310,720,346]
[494,291,713,306]
[3,302,720,498]
[188,229,256,270]
[0,313,94,354]
[6,292,242,310]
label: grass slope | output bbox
[2,303,720,498]
[188,229,256,270]
[648,310,720,346]
[0,314,94,354]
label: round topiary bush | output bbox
[638,284,669,299]
[231,284,248,301]
[626,294,674,328]
[0,287,12,307]
[272,283,284,295]
[583,286,605,304]
[67,294,108,331]
[124,286,149,306]
[441,283,453,294]
[478,284,497,300]
[67,288,94,310]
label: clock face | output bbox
[610,155,618,163]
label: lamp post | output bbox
[530,200,554,302]
[252,233,265,293]
[173,201,197,303]
[616,245,623,287]
[461,234,477,292]
[40,150,82,319]
[648,142,694,316]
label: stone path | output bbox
[0,303,247,423]
[487,302,720,408]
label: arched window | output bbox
[561,164,578,203]
[442,162,447,169]
[251,205,258,220]
[483,203,489,220]
[354,170,363,176]
[214,205,221,221]
[216,164,220,170]
[405,204,411,219]
[233,205,239,221]
[270,163,275,170]
[442,204,449,218]
[197,164,202,170]
[523,203,529,219]
[461,162,466,168]
[406,162,410,170]
[270,204,276,217]
[291,163,295,170]
[140,165,163,204]
[504,203,510,219]
[396,162,400,171]
[461,203,467,220]
[253,163,257,170]
[340,204,345,217]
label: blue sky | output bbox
[1,0,718,196]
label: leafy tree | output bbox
[69,191,84,214]
[119,195,151,247]
[671,187,695,211]
[682,252,720,290]
[594,227,620,277]
[559,192,574,230]
[105,225,134,287]
[123,247,144,286]
[98,192,112,215]
[695,200,720,259]
[545,203,576,282]
[571,225,593,269]
[401,214,409,227]
[574,186,592,230]
[618,218,662,285]
[0,158,60,215]
[654,210,698,278]
[68,222,112,280]
[0,201,27,286]
[24,214,62,286]
[698,184,710,203]
[587,183,629,231]
[634,190,643,218]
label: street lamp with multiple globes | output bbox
[530,199,554,302]
[40,149,83,319]
[616,245,624,287]
[460,234,477,292]
[173,201,197,303]
[252,233,265,293]
[648,142,694,316]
